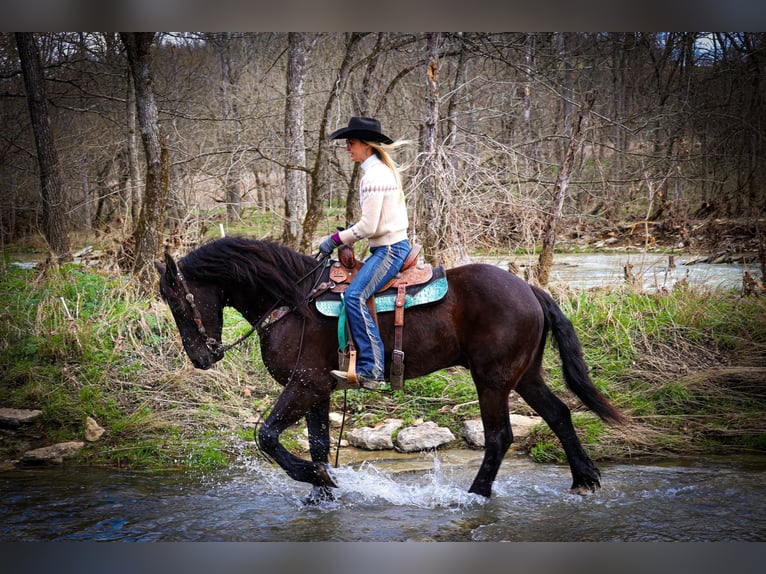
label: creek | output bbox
[1,450,764,541]
[11,250,749,292]
[476,251,749,291]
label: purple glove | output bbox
[319,232,342,256]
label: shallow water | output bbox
[2,451,764,541]
[477,252,748,291]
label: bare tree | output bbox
[418,33,444,265]
[209,32,245,223]
[120,32,168,289]
[282,32,309,249]
[3,32,766,263]
[15,32,71,262]
[126,66,142,224]
[535,92,594,287]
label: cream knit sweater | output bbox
[338,155,409,248]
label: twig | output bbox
[60,296,73,320]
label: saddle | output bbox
[309,244,442,390]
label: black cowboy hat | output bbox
[328,116,393,144]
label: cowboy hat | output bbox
[328,116,393,144]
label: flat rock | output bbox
[395,421,455,453]
[329,412,345,427]
[347,419,403,450]
[21,441,85,465]
[461,420,485,448]
[461,414,543,448]
[0,408,43,427]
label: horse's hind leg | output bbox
[469,384,513,498]
[515,371,602,493]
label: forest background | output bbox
[2,32,764,279]
[1,32,765,469]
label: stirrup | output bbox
[330,369,358,390]
[330,370,385,391]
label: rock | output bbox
[329,412,345,427]
[0,460,17,471]
[21,441,85,465]
[510,414,543,437]
[84,417,105,442]
[461,415,543,448]
[395,421,455,453]
[347,419,403,450]
[296,437,310,452]
[461,420,485,448]
[0,408,43,427]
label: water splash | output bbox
[329,454,485,509]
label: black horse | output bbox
[155,237,624,501]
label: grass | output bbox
[538,283,766,459]
[0,259,277,470]
[1,243,765,471]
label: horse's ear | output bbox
[159,252,179,287]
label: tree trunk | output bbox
[15,32,71,263]
[120,32,168,290]
[419,32,443,266]
[216,33,243,223]
[283,32,308,249]
[126,69,142,225]
[535,93,593,287]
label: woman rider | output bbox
[319,117,410,390]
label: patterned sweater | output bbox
[338,155,409,248]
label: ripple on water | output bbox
[2,455,764,541]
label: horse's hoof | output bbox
[570,485,595,495]
[468,483,492,498]
[303,486,336,506]
[316,462,338,488]
[570,478,600,495]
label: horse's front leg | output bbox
[303,398,336,504]
[257,384,338,490]
[305,397,331,463]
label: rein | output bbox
[176,254,329,358]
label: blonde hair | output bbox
[366,139,412,198]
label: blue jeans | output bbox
[344,240,410,380]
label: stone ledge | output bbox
[0,408,43,427]
[21,441,85,465]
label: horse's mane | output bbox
[178,236,318,317]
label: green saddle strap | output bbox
[337,298,349,350]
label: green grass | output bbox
[533,284,766,458]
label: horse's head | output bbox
[155,252,225,369]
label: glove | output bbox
[319,233,342,256]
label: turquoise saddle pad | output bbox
[314,266,448,350]
[314,275,448,318]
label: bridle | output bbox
[174,254,329,360]
[175,269,248,361]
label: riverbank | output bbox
[1,246,765,472]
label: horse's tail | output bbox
[531,285,626,425]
